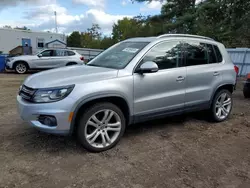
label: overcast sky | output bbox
[0,0,163,35]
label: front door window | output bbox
[40,50,54,57]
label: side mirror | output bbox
[38,54,42,58]
[137,61,159,74]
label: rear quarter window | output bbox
[207,44,217,64]
[67,51,76,56]
[213,45,223,62]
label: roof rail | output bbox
[157,34,215,41]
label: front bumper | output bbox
[5,64,12,70]
[5,60,14,70]
[17,95,75,135]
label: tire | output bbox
[15,62,28,74]
[77,102,126,152]
[210,89,233,122]
[243,86,250,98]
[66,62,77,66]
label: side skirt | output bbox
[132,102,210,124]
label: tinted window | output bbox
[67,51,75,56]
[183,42,208,66]
[214,45,223,62]
[55,50,66,56]
[40,50,53,57]
[207,44,217,64]
[142,41,184,70]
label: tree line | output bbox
[67,0,250,49]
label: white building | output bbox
[0,28,67,54]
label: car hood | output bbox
[23,65,118,88]
[12,55,37,60]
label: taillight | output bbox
[80,56,84,61]
[247,73,250,79]
[234,65,239,75]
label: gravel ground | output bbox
[0,73,250,188]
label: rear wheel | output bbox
[243,86,250,98]
[66,62,77,66]
[15,62,28,74]
[77,103,126,152]
[210,89,232,122]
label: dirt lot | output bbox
[0,73,250,188]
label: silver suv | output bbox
[6,49,84,74]
[17,34,236,152]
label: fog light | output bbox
[38,115,57,127]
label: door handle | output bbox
[176,76,185,82]
[213,72,220,76]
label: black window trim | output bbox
[212,44,223,63]
[133,39,224,73]
[182,39,224,67]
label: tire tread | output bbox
[210,89,232,122]
[77,102,126,152]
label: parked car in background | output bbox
[17,34,237,152]
[5,49,85,74]
[243,73,250,98]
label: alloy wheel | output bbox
[84,109,122,149]
[215,92,232,120]
[16,63,27,74]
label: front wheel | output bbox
[15,62,28,74]
[210,89,233,122]
[77,103,126,152]
[243,86,250,98]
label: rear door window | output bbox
[183,41,208,66]
[55,50,66,56]
[183,41,223,66]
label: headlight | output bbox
[19,85,23,92]
[6,58,13,62]
[32,85,74,103]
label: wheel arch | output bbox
[13,60,30,69]
[66,62,77,66]
[70,94,131,134]
[210,83,234,106]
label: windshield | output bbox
[87,42,149,69]
[36,49,46,55]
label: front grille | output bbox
[19,85,36,101]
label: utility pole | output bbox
[54,11,58,33]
